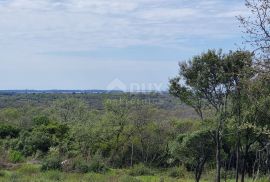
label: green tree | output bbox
[101,98,132,166]
[171,130,215,182]
[239,74,270,181]
[170,50,253,182]
[52,98,89,123]
[0,124,20,139]
[17,120,69,155]
[224,51,254,182]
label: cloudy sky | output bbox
[0,0,248,90]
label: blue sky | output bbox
[0,0,249,90]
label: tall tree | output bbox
[224,51,254,182]
[170,50,253,182]
[239,74,270,181]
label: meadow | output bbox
[1,163,269,182]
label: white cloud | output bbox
[68,0,138,14]
[137,8,198,21]
[0,0,251,89]
[0,0,247,52]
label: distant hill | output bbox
[0,90,124,95]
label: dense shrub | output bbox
[8,150,24,163]
[33,116,50,126]
[41,157,61,171]
[72,154,108,173]
[167,166,186,178]
[41,148,108,173]
[28,131,54,153]
[73,159,89,173]
[17,121,70,155]
[41,149,62,171]
[0,170,5,177]
[0,124,20,138]
[88,154,108,173]
[129,164,153,176]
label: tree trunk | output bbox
[241,145,249,182]
[241,157,246,182]
[195,158,206,182]
[130,142,134,167]
[216,129,221,182]
[241,128,252,182]
[236,134,240,182]
[235,87,241,182]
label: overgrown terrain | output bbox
[1,1,270,181]
[0,89,269,182]
[0,93,203,182]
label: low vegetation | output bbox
[1,1,270,181]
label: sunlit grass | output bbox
[0,164,268,182]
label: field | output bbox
[0,163,269,182]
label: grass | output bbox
[0,164,268,182]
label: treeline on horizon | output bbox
[1,0,270,182]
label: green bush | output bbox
[18,121,70,155]
[41,153,62,171]
[0,124,20,139]
[33,116,50,126]
[88,155,108,173]
[129,163,153,176]
[0,170,5,177]
[167,166,186,178]
[73,160,89,173]
[8,150,24,163]
[72,155,108,174]
[119,175,142,182]
[41,159,61,171]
